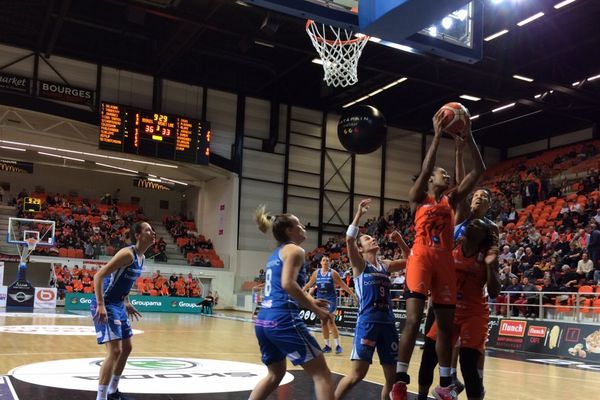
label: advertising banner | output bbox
[65,293,202,314]
[0,72,30,94]
[6,280,35,311]
[0,261,4,286]
[38,80,94,108]
[34,287,57,309]
[487,316,600,362]
[0,286,7,307]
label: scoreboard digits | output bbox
[99,102,210,165]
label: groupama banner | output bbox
[65,293,202,314]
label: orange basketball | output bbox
[438,102,470,136]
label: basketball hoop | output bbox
[25,238,38,252]
[306,20,369,87]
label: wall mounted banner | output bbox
[487,316,600,362]
[65,293,202,314]
[0,72,30,94]
[38,80,94,108]
[0,261,4,286]
[133,178,173,191]
[0,159,33,174]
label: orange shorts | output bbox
[426,313,489,354]
[405,245,456,305]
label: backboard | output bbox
[245,0,483,64]
[7,217,56,247]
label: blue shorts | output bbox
[90,301,133,345]
[317,296,337,314]
[351,321,398,365]
[255,310,322,366]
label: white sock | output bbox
[324,339,330,346]
[396,361,409,373]
[107,375,121,394]
[97,385,108,400]
[439,366,451,377]
[334,338,340,347]
[450,368,457,375]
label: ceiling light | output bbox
[235,0,250,6]
[460,94,481,101]
[572,81,581,86]
[368,88,384,97]
[0,146,26,151]
[534,94,542,99]
[441,17,453,30]
[342,77,407,108]
[161,177,188,186]
[517,12,545,27]
[513,74,534,82]
[342,101,357,108]
[38,151,85,162]
[484,29,509,41]
[492,103,516,112]
[428,26,437,37]
[587,74,600,81]
[470,115,480,120]
[455,9,468,21]
[147,177,162,183]
[96,162,138,174]
[554,0,576,9]
[312,58,324,65]
[254,40,274,48]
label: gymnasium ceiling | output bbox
[0,0,599,149]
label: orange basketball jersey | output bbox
[453,244,488,317]
[413,194,455,251]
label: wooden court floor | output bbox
[0,310,597,399]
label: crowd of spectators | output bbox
[12,190,167,261]
[51,264,211,301]
[164,215,224,268]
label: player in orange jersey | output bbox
[391,110,485,400]
[417,219,500,400]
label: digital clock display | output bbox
[99,102,210,165]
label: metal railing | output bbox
[251,287,600,324]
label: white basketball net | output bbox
[306,20,369,87]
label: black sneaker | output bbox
[107,390,135,400]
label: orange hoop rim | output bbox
[25,237,39,249]
[305,19,369,45]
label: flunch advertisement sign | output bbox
[499,320,526,337]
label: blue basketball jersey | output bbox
[354,261,394,324]
[454,215,493,242]
[316,269,336,300]
[102,246,144,303]
[260,243,306,312]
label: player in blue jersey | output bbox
[303,255,358,354]
[334,199,409,400]
[250,205,334,400]
[91,221,155,400]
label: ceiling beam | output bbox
[44,0,72,58]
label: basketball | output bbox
[438,102,470,136]
[337,105,387,154]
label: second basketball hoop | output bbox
[306,19,368,87]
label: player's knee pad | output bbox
[459,347,483,398]
[418,337,438,387]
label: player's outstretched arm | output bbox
[453,119,486,206]
[346,199,369,276]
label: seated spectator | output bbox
[576,252,594,280]
[391,272,405,291]
[514,277,539,317]
[255,269,265,283]
[72,279,83,293]
[199,291,215,314]
[498,246,514,264]
[189,280,201,297]
[159,283,170,296]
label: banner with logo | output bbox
[0,72,30,94]
[0,261,4,286]
[6,280,35,310]
[133,178,174,191]
[38,80,94,108]
[488,316,600,362]
[0,159,34,174]
[34,287,57,309]
[65,293,202,314]
[0,286,7,307]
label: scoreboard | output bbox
[99,102,210,165]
